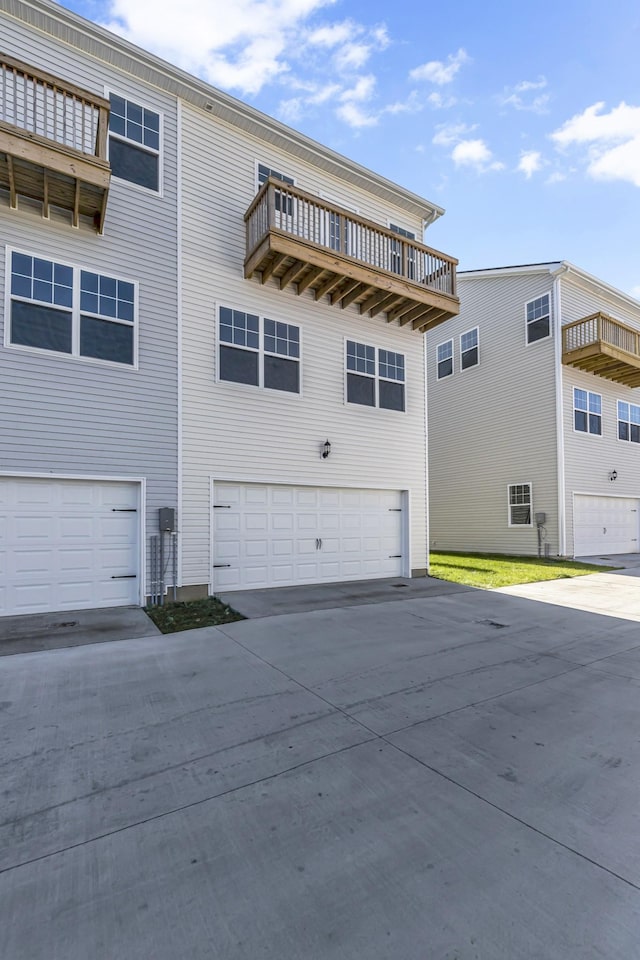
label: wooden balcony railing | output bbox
[0,54,111,231]
[245,178,459,332]
[562,312,640,387]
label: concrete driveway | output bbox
[496,553,640,621]
[2,585,640,958]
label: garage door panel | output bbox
[0,478,140,616]
[213,483,404,590]
[574,495,639,556]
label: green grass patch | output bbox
[145,596,245,634]
[429,551,617,590]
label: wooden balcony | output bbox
[245,179,459,333]
[562,312,640,387]
[0,54,111,232]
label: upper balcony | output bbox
[0,54,111,232]
[562,312,640,388]
[244,178,459,333]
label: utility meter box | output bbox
[159,507,176,532]
[535,512,546,525]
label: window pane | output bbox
[461,346,478,369]
[574,389,587,411]
[11,301,72,353]
[632,424,640,444]
[12,252,33,278]
[589,414,602,435]
[619,421,629,440]
[347,372,375,406]
[379,380,405,411]
[264,355,299,393]
[109,138,159,191]
[80,316,134,364]
[511,505,531,525]
[575,410,587,432]
[527,316,550,342]
[219,345,259,385]
[11,273,32,298]
[437,357,453,379]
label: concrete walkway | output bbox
[496,554,640,622]
[2,587,640,958]
[0,604,160,656]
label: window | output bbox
[8,251,136,366]
[109,94,160,192]
[219,307,300,393]
[617,401,640,443]
[460,327,479,370]
[257,163,294,215]
[508,483,532,526]
[574,388,602,435]
[437,339,453,379]
[526,293,551,343]
[389,223,416,279]
[345,341,405,411]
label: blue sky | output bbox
[65,0,640,295]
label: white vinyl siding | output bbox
[0,19,180,597]
[560,275,640,556]
[180,102,429,588]
[427,272,558,555]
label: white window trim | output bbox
[572,387,603,438]
[105,88,164,198]
[616,398,640,444]
[525,291,552,346]
[343,337,407,413]
[459,326,479,372]
[216,304,303,398]
[5,246,139,370]
[507,482,533,528]
[436,338,454,380]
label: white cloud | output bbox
[336,101,378,127]
[499,76,550,114]
[546,171,566,184]
[432,122,477,147]
[307,21,353,47]
[551,101,640,187]
[517,150,543,178]
[451,138,504,172]
[409,48,469,85]
[629,285,640,300]
[340,74,376,103]
[426,91,457,110]
[104,0,341,94]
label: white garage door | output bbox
[0,477,140,616]
[574,494,639,556]
[213,483,404,590]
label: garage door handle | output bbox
[112,574,137,579]
[112,508,137,512]
[389,555,402,558]
[213,564,231,568]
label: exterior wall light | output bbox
[609,470,618,481]
[321,439,331,459]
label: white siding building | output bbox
[1,0,460,614]
[427,262,640,559]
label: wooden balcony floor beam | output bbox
[315,273,341,301]
[331,279,361,306]
[260,252,287,285]
[279,259,306,290]
[296,265,324,295]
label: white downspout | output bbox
[551,266,568,556]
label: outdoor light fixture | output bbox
[321,439,331,459]
[609,470,618,482]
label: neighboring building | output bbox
[0,0,459,615]
[427,262,640,559]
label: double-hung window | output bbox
[460,327,479,370]
[508,483,532,526]
[8,250,136,366]
[108,94,161,192]
[436,339,453,379]
[526,294,551,343]
[574,388,602,435]
[257,163,294,215]
[346,341,405,411]
[617,401,640,443]
[219,307,300,393]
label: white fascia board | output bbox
[5,0,444,225]
[557,262,640,314]
[458,263,563,281]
